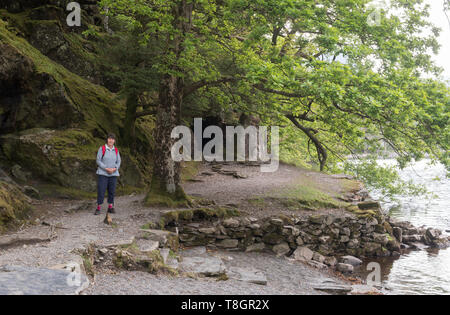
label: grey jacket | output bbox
[96,145,121,177]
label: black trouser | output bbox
[97,175,117,205]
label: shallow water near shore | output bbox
[356,159,450,295]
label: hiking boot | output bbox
[94,208,101,215]
[107,207,116,214]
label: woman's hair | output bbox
[107,133,116,142]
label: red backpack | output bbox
[101,145,119,162]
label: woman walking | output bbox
[95,133,121,215]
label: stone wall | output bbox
[173,204,450,263]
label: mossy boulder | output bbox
[0,18,153,193]
[0,180,32,232]
[158,207,241,228]
[0,128,145,192]
[0,43,82,134]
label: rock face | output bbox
[0,10,153,193]
[0,44,80,134]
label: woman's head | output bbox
[107,133,116,147]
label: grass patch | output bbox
[271,183,348,210]
[180,161,202,182]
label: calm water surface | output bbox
[358,159,450,295]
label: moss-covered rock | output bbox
[0,180,32,232]
[157,207,241,229]
[0,128,146,192]
[0,16,154,193]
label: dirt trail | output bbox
[184,162,347,205]
[0,162,351,295]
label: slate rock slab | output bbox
[180,256,226,276]
[226,267,268,285]
[0,265,89,295]
[314,280,352,295]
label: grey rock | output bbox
[180,256,226,276]
[137,240,159,253]
[226,267,267,285]
[336,263,354,274]
[341,227,351,236]
[312,252,326,263]
[216,239,239,248]
[245,243,266,253]
[270,218,284,226]
[347,239,359,249]
[314,280,352,295]
[309,215,324,225]
[198,227,216,234]
[410,242,429,250]
[373,233,389,246]
[364,242,382,255]
[393,227,403,243]
[272,242,291,256]
[223,218,240,228]
[319,236,331,244]
[292,246,314,261]
[104,237,135,248]
[426,228,441,241]
[402,235,422,244]
[307,260,328,270]
[139,229,176,247]
[324,256,338,267]
[181,246,207,257]
[0,265,89,295]
[295,236,304,246]
[340,255,362,266]
[357,201,381,210]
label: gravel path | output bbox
[0,162,350,295]
[184,162,338,205]
[0,194,159,268]
[85,250,336,295]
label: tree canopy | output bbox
[90,0,449,198]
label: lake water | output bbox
[358,159,450,295]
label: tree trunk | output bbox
[146,1,192,204]
[286,115,328,171]
[151,75,184,194]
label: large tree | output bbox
[99,0,449,204]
